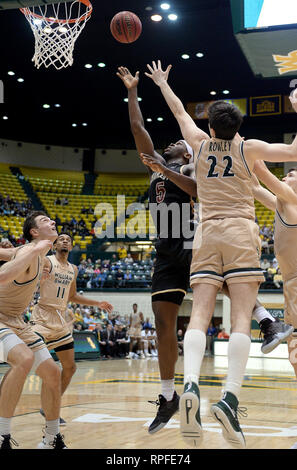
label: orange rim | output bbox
[20,0,92,24]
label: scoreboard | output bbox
[230,0,297,77]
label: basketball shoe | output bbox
[260,319,294,354]
[148,391,179,433]
[0,434,18,449]
[211,391,247,448]
[180,381,203,447]
[37,432,67,449]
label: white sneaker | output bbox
[145,352,152,357]
[140,353,146,359]
[37,432,67,449]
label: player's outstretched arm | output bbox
[251,170,276,211]
[116,66,165,170]
[68,265,113,313]
[145,60,209,152]
[245,91,297,165]
[0,247,17,262]
[0,240,52,285]
[253,160,297,205]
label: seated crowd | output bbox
[76,254,154,290]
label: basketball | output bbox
[110,11,142,44]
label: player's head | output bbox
[163,140,194,163]
[23,211,57,242]
[208,101,243,140]
[282,167,297,193]
[54,233,73,254]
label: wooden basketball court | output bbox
[1,354,297,450]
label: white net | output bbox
[20,0,92,70]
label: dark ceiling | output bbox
[0,0,296,151]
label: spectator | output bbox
[177,329,184,355]
[100,324,116,358]
[83,310,93,329]
[115,269,124,288]
[117,246,127,259]
[143,317,153,330]
[205,321,217,356]
[260,258,270,271]
[267,262,277,282]
[114,325,129,357]
[273,268,283,289]
[141,328,154,357]
[124,270,132,285]
[261,236,269,254]
[218,328,230,339]
[124,253,133,264]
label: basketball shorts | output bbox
[190,218,264,288]
[283,277,297,329]
[152,238,193,305]
[0,313,46,357]
[30,305,74,351]
[128,327,142,338]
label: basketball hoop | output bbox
[20,0,93,69]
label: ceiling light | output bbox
[223,90,230,94]
[97,62,106,68]
[82,122,88,126]
[17,78,24,82]
[72,123,77,127]
[181,54,190,59]
[146,118,152,122]
[8,71,15,76]
[168,13,178,20]
[123,98,128,102]
[210,91,217,95]
[2,116,8,120]
[160,3,170,9]
[157,117,163,121]
[54,103,61,107]
[151,14,162,21]
[196,52,204,58]
[43,104,50,109]
[145,6,153,11]
[84,63,92,69]
[137,97,142,101]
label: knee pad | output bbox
[31,347,52,373]
[0,334,24,363]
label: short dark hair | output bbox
[54,232,73,244]
[208,101,243,140]
[288,167,297,173]
[23,211,48,242]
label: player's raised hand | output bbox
[289,88,297,113]
[97,301,113,313]
[140,153,166,174]
[145,60,172,86]
[0,241,13,249]
[116,66,139,89]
